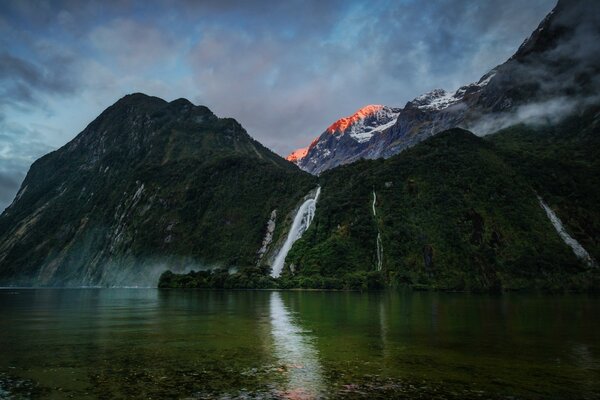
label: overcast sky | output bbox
[0,0,556,210]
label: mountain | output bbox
[2,0,598,291]
[0,94,315,286]
[280,126,599,291]
[162,114,599,291]
[289,0,600,174]
[489,105,600,266]
[288,105,401,174]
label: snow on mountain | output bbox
[343,106,400,143]
[409,70,497,112]
[286,105,400,164]
[287,69,497,173]
[289,0,596,175]
[286,146,310,163]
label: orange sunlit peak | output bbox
[286,146,310,162]
[326,104,384,133]
[286,136,320,162]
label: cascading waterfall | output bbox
[373,189,383,271]
[538,196,597,268]
[372,189,377,216]
[376,233,383,271]
[271,187,321,277]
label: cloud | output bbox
[0,48,79,109]
[0,119,54,211]
[89,18,182,71]
[0,0,557,208]
[467,0,600,135]
[467,96,593,135]
[0,171,23,211]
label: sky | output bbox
[0,0,556,210]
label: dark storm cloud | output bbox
[0,0,557,210]
[0,51,79,108]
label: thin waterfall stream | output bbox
[538,196,597,268]
[373,189,383,271]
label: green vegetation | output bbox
[1,93,598,291]
[158,266,276,289]
[160,113,600,292]
[158,268,385,291]
[161,123,599,292]
[280,127,599,292]
[0,94,315,286]
[488,106,600,262]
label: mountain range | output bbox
[288,0,600,174]
[0,0,598,290]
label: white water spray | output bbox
[538,196,597,268]
[271,187,321,277]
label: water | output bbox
[373,190,383,271]
[0,289,599,399]
[376,233,383,272]
[271,187,321,277]
[538,196,597,268]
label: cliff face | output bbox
[0,93,315,286]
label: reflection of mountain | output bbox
[269,291,324,398]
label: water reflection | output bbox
[269,291,325,399]
[1,290,599,399]
[379,297,390,361]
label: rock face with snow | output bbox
[287,69,498,174]
[288,105,400,174]
[289,0,600,174]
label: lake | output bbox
[0,289,598,399]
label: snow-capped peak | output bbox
[345,106,400,143]
[323,104,400,143]
[286,137,320,163]
[410,69,497,111]
[286,105,400,163]
[286,146,310,162]
[411,89,459,111]
[326,105,385,133]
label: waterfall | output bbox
[373,190,383,271]
[372,189,377,216]
[271,187,321,277]
[538,196,597,268]
[376,232,383,271]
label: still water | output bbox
[0,289,598,399]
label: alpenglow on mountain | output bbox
[0,0,598,291]
[288,0,600,175]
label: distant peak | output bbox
[326,105,385,133]
[287,137,320,163]
[124,92,151,99]
[169,98,194,107]
[116,92,167,107]
[286,146,310,162]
